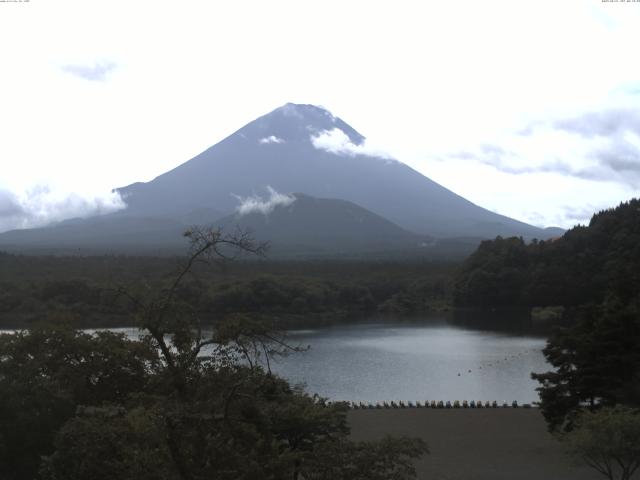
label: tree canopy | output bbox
[562,406,640,480]
[531,301,640,431]
[453,199,640,309]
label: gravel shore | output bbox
[348,408,601,480]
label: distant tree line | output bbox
[0,256,454,329]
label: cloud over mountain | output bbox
[259,136,284,144]
[234,187,296,216]
[0,186,125,233]
[311,128,393,159]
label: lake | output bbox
[269,320,548,404]
[4,318,550,404]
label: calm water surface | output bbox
[3,319,549,403]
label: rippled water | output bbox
[269,321,548,404]
[2,319,549,403]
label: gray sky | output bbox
[1,0,639,232]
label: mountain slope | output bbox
[0,213,190,254]
[0,193,481,258]
[215,193,429,254]
[116,103,553,239]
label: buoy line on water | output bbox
[455,348,539,378]
[324,400,537,410]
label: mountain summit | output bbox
[236,103,365,145]
[116,102,550,239]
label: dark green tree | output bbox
[562,406,640,480]
[453,198,640,311]
[453,236,529,307]
[0,322,158,480]
[532,300,640,431]
[301,435,428,480]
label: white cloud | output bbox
[234,187,295,216]
[425,117,639,228]
[259,135,284,144]
[0,185,125,233]
[61,60,117,82]
[311,128,394,160]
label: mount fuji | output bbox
[0,103,561,256]
[116,103,552,238]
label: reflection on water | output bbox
[2,317,549,403]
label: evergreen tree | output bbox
[532,300,640,431]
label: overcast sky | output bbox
[1,0,639,232]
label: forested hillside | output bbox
[0,255,454,329]
[453,199,640,308]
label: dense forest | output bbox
[453,199,640,309]
[0,253,455,329]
